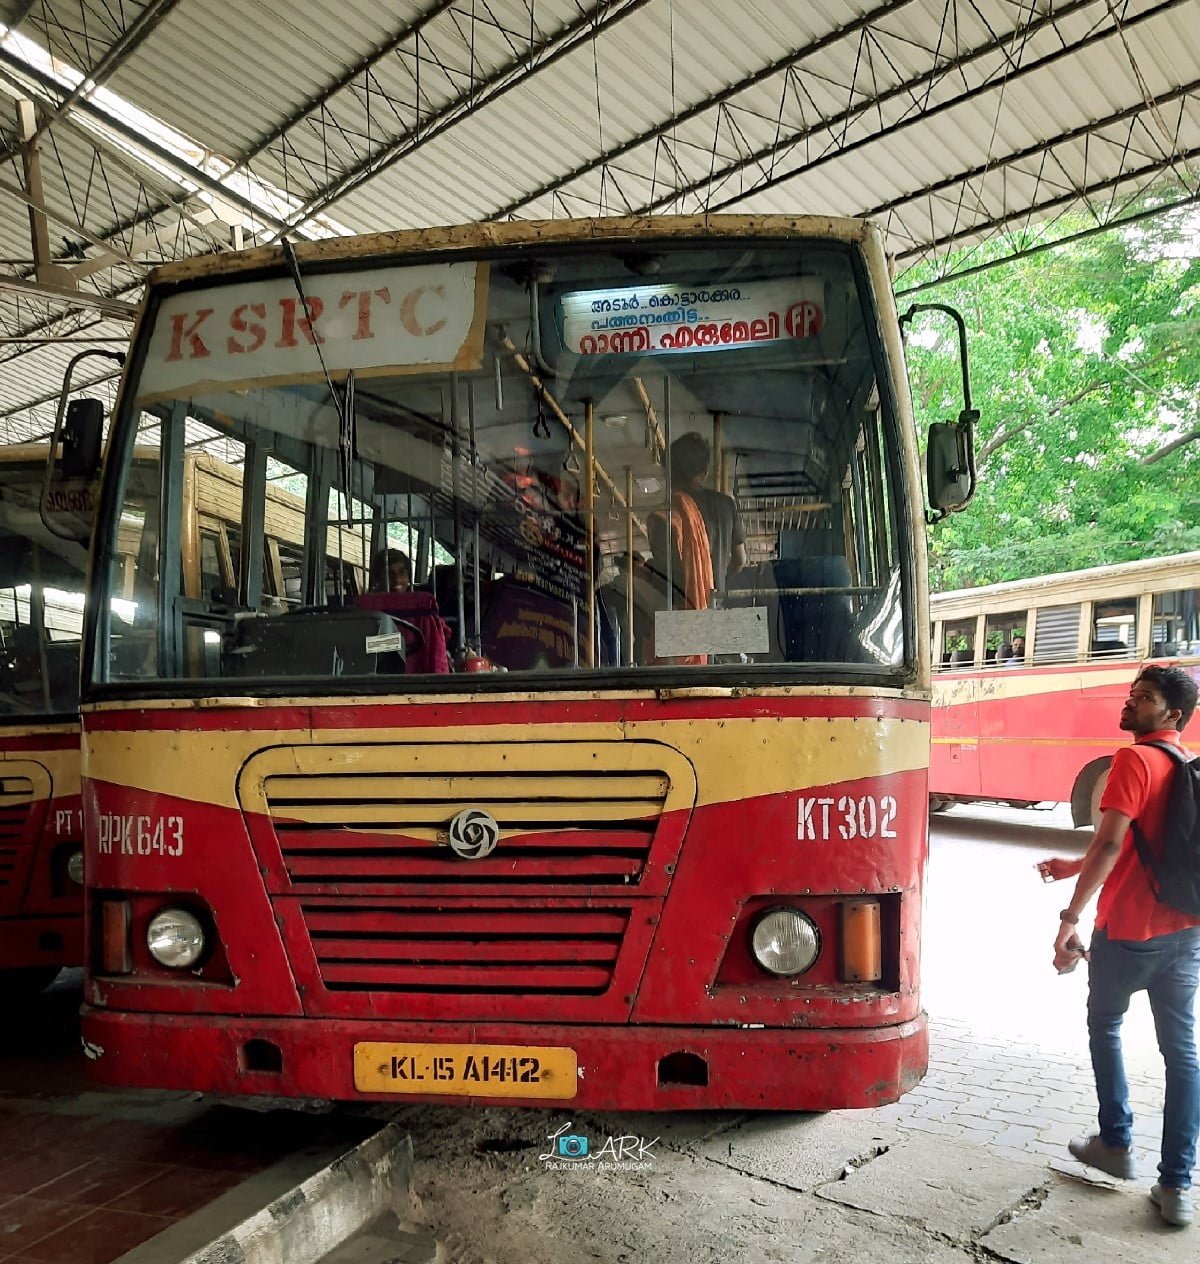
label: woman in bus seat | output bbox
[356,548,450,673]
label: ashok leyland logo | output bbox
[539,1122,658,1172]
[447,807,499,859]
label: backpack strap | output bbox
[1128,740,1190,902]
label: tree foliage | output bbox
[901,208,1200,591]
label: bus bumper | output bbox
[0,915,81,970]
[80,1008,928,1110]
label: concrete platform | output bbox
[0,975,413,1264]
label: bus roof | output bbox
[0,443,52,467]
[147,214,880,289]
[932,551,1200,618]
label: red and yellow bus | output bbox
[931,552,1200,822]
[0,438,349,1001]
[0,447,90,998]
[77,216,969,1110]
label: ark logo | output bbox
[539,1122,658,1172]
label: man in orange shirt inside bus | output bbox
[1039,665,1200,1227]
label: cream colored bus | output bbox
[931,552,1200,821]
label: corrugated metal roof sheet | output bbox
[0,0,1195,438]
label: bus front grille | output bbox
[0,777,36,849]
[0,845,19,892]
[298,902,629,995]
[0,775,41,905]
[244,742,693,893]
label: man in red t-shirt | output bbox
[1040,665,1200,1227]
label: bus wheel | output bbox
[1070,759,1112,830]
[929,797,951,814]
[0,967,60,1003]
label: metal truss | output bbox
[0,0,232,369]
[229,0,653,232]
[0,0,1196,445]
[491,0,925,219]
[489,0,1198,270]
[883,81,1200,282]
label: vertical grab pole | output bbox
[712,412,724,492]
[450,376,466,655]
[663,378,673,611]
[625,465,635,666]
[584,399,596,667]
[468,382,482,651]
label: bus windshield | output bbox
[94,236,908,690]
[0,452,90,717]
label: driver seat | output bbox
[354,590,451,673]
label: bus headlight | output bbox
[751,908,820,976]
[66,849,84,885]
[146,908,206,969]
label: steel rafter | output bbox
[0,0,184,163]
[249,0,654,232]
[0,40,289,233]
[489,0,924,220]
[867,79,1200,257]
[891,139,1200,274]
[896,187,1200,292]
[488,0,1186,226]
[695,0,1191,216]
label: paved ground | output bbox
[890,801,1166,1176]
[375,802,1188,1262]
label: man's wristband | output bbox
[1059,909,1079,925]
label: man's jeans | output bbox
[1087,926,1200,1189]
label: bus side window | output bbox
[939,619,975,670]
[198,529,225,602]
[1090,598,1136,660]
[1151,588,1199,657]
[984,611,1026,667]
[1032,603,1081,665]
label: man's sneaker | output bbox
[1067,1135,1136,1180]
[1151,1184,1194,1228]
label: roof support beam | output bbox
[235,1,460,166]
[635,0,1187,215]
[896,187,1200,295]
[0,0,185,166]
[490,0,921,219]
[894,142,1200,268]
[273,0,653,231]
[0,44,288,235]
[865,77,1200,244]
[0,162,144,271]
[15,98,53,284]
[0,273,137,318]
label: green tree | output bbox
[902,208,1200,591]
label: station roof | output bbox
[0,0,1196,441]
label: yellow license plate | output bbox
[353,1042,578,1098]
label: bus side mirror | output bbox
[926,410,978,519]
[61,398,104,479]
[40,347,124,541]
[900,302,978,523]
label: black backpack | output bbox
[1131,741,1200,917]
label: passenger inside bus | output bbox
[357,550,451,675]
[369,548,412,594]
[1005,635,1026,665]
[665,433,746,595]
